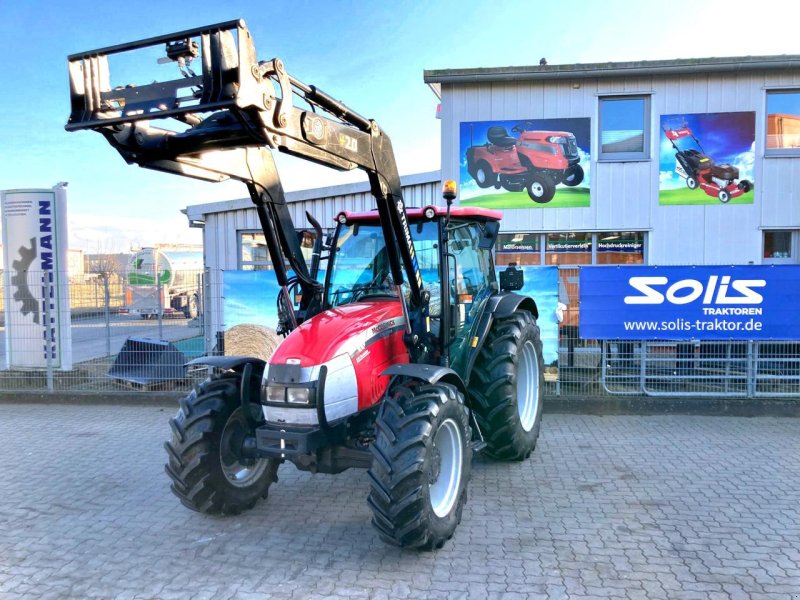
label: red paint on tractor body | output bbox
[270,300,409,410]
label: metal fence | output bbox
[0,270,206,393]
[1,267,798,399]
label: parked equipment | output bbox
[466,121,583,203]
[664,123,753,203]
[66,20,544,550]
[123,247,203,319]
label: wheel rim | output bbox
[476,168,487,185]
[517,340,540,432]
[530,182,544,197]
[220,408,270,488]
[429,418,463,518]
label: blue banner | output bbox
[496,266,559,365]
[580,265,800,340]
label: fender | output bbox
[464,292,539,385]
[382,363,467,401]
[492,292,538,320]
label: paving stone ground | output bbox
[0,403,799,599]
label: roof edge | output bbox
[185,170,442,219]
[424,54,800,84]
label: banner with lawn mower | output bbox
[659,111,755,206]
[459,118,591,209]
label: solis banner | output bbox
[659,111,755,206]
[579,265,800,340]
[459,118,590,209]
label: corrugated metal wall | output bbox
[439,71,800,266]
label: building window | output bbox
[766,90,800,154]
[763,230,797,263]
[545,233,593,265]
[596,231,645,265]
[598,95,650,160]
[239,229,325,271]
[239,232,271,270]
[496,233,541,266]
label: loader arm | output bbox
[66,19,425,333]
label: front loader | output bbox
[66,20,545,550]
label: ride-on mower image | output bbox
[664,123,752,203]
[66,20,545,550]
[465,121,583,204]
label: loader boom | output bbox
[66,19,425,335]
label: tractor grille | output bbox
[562,137,579,159]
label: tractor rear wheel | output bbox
[368,381,472,550]
[686,177,698,190]
[472,310,544,461]
[473,161,497,189]
[164,372,279,515]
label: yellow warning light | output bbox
[442,180,457,200]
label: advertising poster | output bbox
[659,112,755,205]
[495,265,560,366]
[459,118,591,209]
[1,187,73,370]
[223,270,282,329]
[579,265,800,340]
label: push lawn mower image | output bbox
[664,122,752,203]
[465,122,583,204]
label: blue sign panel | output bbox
[580,265,800,340]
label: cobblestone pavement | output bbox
[0,404,799,600]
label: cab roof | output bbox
[338,205,502,223]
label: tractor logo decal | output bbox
[11,237,39,324]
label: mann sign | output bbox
[579,265,800,340]
[1,187,72,369]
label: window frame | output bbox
[762,229,799,264]
[765,88,800,157]
[495,231,648,267]
[597,94,651,161]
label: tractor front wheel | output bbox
[526,174,556,203]
[563,164,584,187]
[472,310,544,461]
[368,381,472,550]
[718,189,731,203]
[164,373,280,515]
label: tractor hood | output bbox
[270,300,407,367]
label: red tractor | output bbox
[466,121,583,203]
[664,124,753,203]
[67,20,545,550]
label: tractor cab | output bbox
[324,206,503,372]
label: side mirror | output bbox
[499,263,524,292]
[478,221,500,250]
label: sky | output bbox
[1,0,798,253]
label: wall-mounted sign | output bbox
[659,112,755,206]
[459,118,591,209]
[579,265,800,340]
[1,187,72,369]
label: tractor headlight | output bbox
[286,387,311,405]
[266,385,286,403]
[546,135,566,144]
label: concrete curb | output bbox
[1,391,798,416]
[545,395,800,417]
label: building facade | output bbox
[424,55,800,269]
